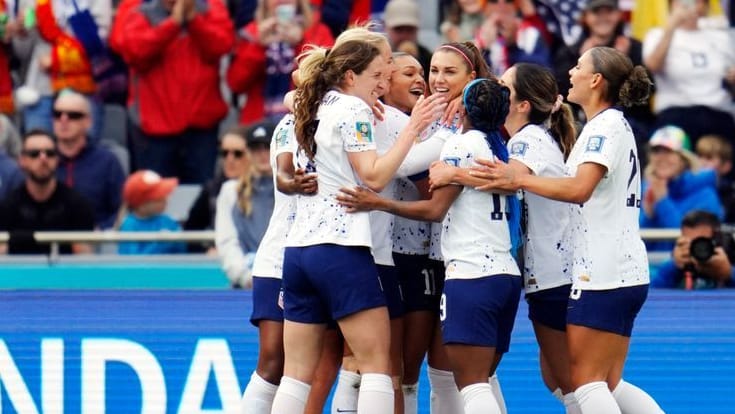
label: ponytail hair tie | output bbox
[551,94,564,114]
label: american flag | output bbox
[534,0,588,46]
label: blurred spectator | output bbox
[440,0,487,43]
[118,169,186,254]
[696,134,735,223]
[631,0,727,41]
[227,0,333,125]
[53,89,124,229]
[18,0,110,140]
[184,122,274,251]
[641,126,723,251]
[0,113,21,157]
[214,122,275,287]
[643,0,735,145]
[653,210,735,289]
[383,0,431,80]
[475,0,551,76]
[0,129,94,255]
[0,151,23,201]
[316,0,370,39]
[118,0,234,184]
[554,0,654,145]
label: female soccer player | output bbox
[429,62,580,412]
[337,77,522,414]
[470,47,664,414]
[271,39,443,414]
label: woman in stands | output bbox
[429,63,580,412]
[271,39,443,414]
[338,77,522,414]
[469,47,664,414]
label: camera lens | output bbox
[690,237,715,262]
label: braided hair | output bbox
[462,78,522,252]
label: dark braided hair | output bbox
[462,78,522,251]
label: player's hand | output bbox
[408,94,447,135]
[440,95,463,127]
[336,186,383,212]
[429,161,458,191]
[470,158,519,192]
[293,168,317,195]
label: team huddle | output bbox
[240,25,666,414]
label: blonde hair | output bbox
[223,125,256,216]
[334,25,389,50]
[255,0,313,28]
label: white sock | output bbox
[461,383,501,414]
[612,379,665,414]
[402,382,419,414]
[488,374,507,414]
[427,367,464,414]
[574,381,622,414]
[552,387,564,403]
[241,372,278,414]
[564,392,582,414]
[270,376,309,414]
[357,373,394,414]
[331,369,361,414]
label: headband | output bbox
[462,78,488,108]
[438,45,474,72]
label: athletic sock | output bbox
[612,379,665,414]
[402,382,418,414]
[241,372,278,414]
[461,383,501,414]
[357,373,394,414]
[427,367,464,414]
[270,376,309,414]
[574,381,622,414]
[488,373,507,414]
[331,369,361,414]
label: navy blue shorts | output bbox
[526,284,572,332]
[566,285,649,337]
[441,275,522,352]
[394,253,442,313]
[250,276,284,326]
[377,265,404,319]
[282,244,386,324]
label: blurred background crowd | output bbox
[0,0,733,287]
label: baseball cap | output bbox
[244,120,276,147]
[383,0,420,29]
[123,170,178,209]
[649,125,698,166]
[585,0,619,11]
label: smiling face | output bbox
[346,54,388,107]
[649,146,688,179]
[429,49,475,101]
[567,50,598,106]
[384,54,426,113]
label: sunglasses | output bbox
[52,109,87,120]
[22,149,57,159]
[220,149,246,158]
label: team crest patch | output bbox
[443,157,460,167]
[585,135,606,153]
[510,141,528,156]
[355,122,373,143]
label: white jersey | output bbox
[566,108,649,290]
[643,27,735,114]
[508,124,575,292]
[252,114,297,279]
[370,105,406,266]
[392,177,431,255]
[286,91,376,248]
[440,130,520,280]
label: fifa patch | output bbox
[585,135,606,153]
[510,141,528,156]
[443,157,460,167]
[275,128,289,149]
[355,122,373,143]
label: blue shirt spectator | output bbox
[118,214,186,254]
[0,152,23,201]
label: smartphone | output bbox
[275,4,296,24]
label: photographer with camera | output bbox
[653,210,735,289]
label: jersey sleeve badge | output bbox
[510,141,528,157]
[585,135,606,153]
[355,122,373,143]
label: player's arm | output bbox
[429,159,532,191]
[276,152,317,195]
[336,184,461,223]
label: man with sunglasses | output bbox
[53,90,125,230]
[0,130,94,255]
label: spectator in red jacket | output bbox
[227,0,333,125]
[117,0,234,184]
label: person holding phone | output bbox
[227,0,334,125]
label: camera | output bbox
[690,236,716,262]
